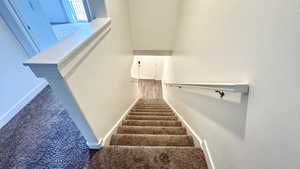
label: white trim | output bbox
[0,81,48,129]
[24,18,111,67]
[59,27,111,78]
[202,140,216,169]
[100,97,140,146]
[163,93,216,169]
[24,19,111,79]
[87,141,101,149]
[164,98,203,148]
[133,50,173,56]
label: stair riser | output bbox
[129,112,175,116]
[136,104,167,105]
[130,111,174,114]
[117,127,187,135]
[134,106,170,107]
[122,120,182,127]
[133,107,171,110]
[134,106,170,108]
[110,135,194,146]
[134,105,170,108]
[131,109,173,112]
[126,116,177,121]
[133,108,172,110]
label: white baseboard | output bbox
[0,81,48,129]
[202,140,216,169]
[99,97,140,146]
[87,141,101,149]
[164,98,203,147]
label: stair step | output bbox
[117,126,187,135]
[136,103,167,106]
[135,105,168,108]
[135,105,168,107]
[126,115,177,121]
[129,112,175,116]
[133,107,171,110]
[122,120,182,127]
[136,103,168,106]
[110,134,194,146]
[131,109,173,112]
[89,146,208,169]
[133,107,172,110]
[134,105,170,108]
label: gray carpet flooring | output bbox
[0,86,95,169]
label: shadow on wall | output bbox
[167,86,248,139]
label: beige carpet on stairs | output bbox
[89,80,208,169]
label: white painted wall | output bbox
[0,17,46,128]
[65,0,138,140]
[128,0,179,50]
[131,55,163,80]
[39,0,69,24]
[163,0,300,169]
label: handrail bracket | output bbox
[215,90,225,98]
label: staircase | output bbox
[89,99,208,169]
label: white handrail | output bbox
[165,82,249,98]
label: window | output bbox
[64,0,88,23]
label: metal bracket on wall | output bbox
[215,90,225,99]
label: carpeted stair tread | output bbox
[134,105,169,106]
[117,126,187,135]
[131,109,173,112]
[132,107,172,110]
[129,112,175,116]
[89,146,208,169]
[110,134,194,146]
[135,103,169,105]
[135,105,169,107]
[122,120,182,127]
[136,104,167,105]
[135,105,168,108]
[126,115,177,121]
[134,106,170,108]
[133,107,171,110]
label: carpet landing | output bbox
[0,87,93,169]
[89,99,208,169]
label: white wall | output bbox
[65,0,138,140]
[0,17,46,128]
[128,0,179,50]
[163,0,300,169]
[131,55,163,80]
[39,0,69,24]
